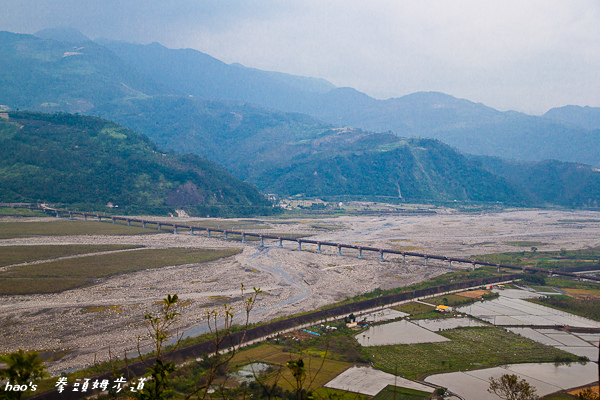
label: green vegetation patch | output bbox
[505,241,548,247]
[372,385,431,400]
[542,393,579,400]
[475,245,600,271]
[369,326,581,379]
[240,348,350,392]
[0,207,46,217]
[312,388,370,400]
[0,278,91,295]
[0,247,240,294]
[422,294,476,307]
[393,302,435,315]
[0,220,160,239]
[0,244,142,267]
[544,276,600,291]
[528,295,600,322]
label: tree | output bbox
[183,284,262,400]
[286,358,306,400]
[136,294,180,400]
[577,387,599,400]
[488,374,538,400]
[0,350,47,400]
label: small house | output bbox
[435,305,452,313]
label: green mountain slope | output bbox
[0,31,157,113]
[473,156,600,208]
[259,137,526,204]
[93,96,336,180]
[0,112,273,216]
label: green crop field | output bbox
[393,302,435,315]
[0,220,163,239]
[372,385,431,400]
[369,326,581,379]
[0,207,46,217]
[0,247,240,294]
[0,244,142,267]
[226,343,352,391]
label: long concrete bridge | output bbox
[13,203,599,283]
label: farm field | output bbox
[425,362,598,400]
[0,247,240,294]
[368,326,580,379]
[371,385,432,400]
[0,244,141,267]
[0,220,162,239]
[228,343,352,391]
[324,366,433,396]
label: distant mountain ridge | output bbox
[97,35,600,168]
[34,27,93,43]
[543,105,600,131]
[2,28,600,208]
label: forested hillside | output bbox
[473,156,600,208]
[0,112,274,216]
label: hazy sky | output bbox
[2,0,599,114]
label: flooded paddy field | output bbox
[458,289,600,328]
[457,288,600,362]
[425,362,598,400]
[355,320,450,346]
[359,308,408,323]
[324,366,433,396]
[412,317,487,331]
[355,317,486,346]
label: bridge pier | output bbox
[424,256,428,266]
[278,238,283,248]
[83,214,87,221]
[207,229,211,238]
[337,245,342,256]
[142,221,146,228]
[448,260,452,269]
[358,248,363,259]
[97,215,101,222]
[379,250,384,261]
[112,217,115,224]
[127,220,131,226]
[69,213,73,220]
[317,243,322,254]
[158,223,161,230]
[297,240,302,251]
[402,252,406,263]
[242,233,246,243]
[260,236,264,247]
[55,211,60,218]
[173,226,178,234]
[472,262,476,271]
[189,228,194,235]
[224,231,228,239]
